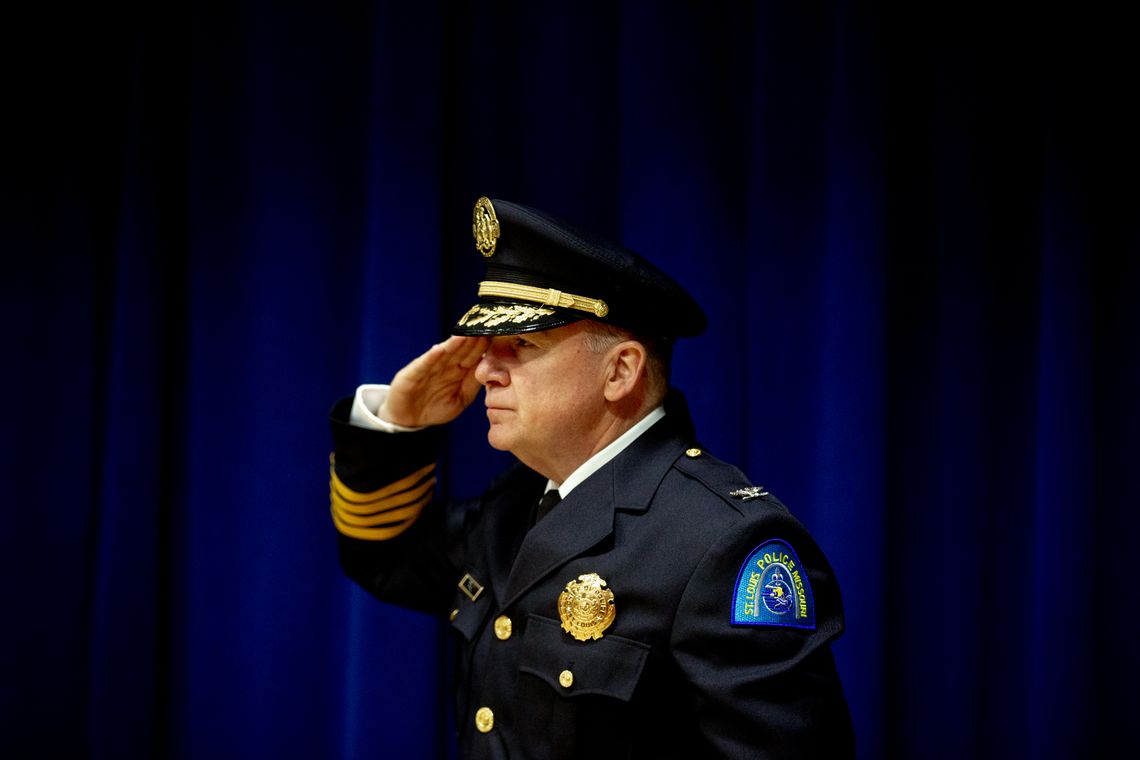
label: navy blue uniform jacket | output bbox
[329,392,854,759]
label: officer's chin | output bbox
[485,425,513,452]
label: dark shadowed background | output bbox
[3,2,1137,758]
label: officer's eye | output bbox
[514,337,534,349]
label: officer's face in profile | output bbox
[474,321,610,474]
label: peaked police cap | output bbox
[452,197,706,339]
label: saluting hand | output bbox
[379,335,490,427]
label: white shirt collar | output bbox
[545,406,666,498]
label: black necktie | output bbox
[535,489,562,522]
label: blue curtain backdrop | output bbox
[3,2,1137,758]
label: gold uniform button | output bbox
[493,615,512,640]
[449,609,459,622]
[558,669,574,688]
[685,448,702,458]
[475,706,494,733]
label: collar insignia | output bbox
[472,196,500,257]
[729,486,770,501]
[558,572,616,641]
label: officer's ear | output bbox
[603,341,648,403]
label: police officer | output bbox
[328,197,854,758]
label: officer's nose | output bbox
[474,342,509,387]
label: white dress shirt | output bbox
[349,383,666,498]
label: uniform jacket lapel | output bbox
[468,465,544,610]
[499,412,690,609]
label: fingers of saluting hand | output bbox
[384,336,490,426]
[441,334,490,372]
[399,335,489,384]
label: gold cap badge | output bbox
[558,572,616,641]
[472,196,500,257]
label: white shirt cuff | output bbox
[349,384,426,432]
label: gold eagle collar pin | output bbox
[558,572,616,641]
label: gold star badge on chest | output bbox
[558,572,616,641]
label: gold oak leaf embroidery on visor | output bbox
[457,304,556,328]
[329,461,436,540]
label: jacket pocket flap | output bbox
[518,615,650,701]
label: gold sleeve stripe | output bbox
[330,462,436,504]
[328,462,438,541]
[331,474,436,515]
[331,506,418,541]
[331,489,431,527]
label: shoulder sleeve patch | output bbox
[731,539,816,629]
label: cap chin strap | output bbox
[477,281,609,318]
